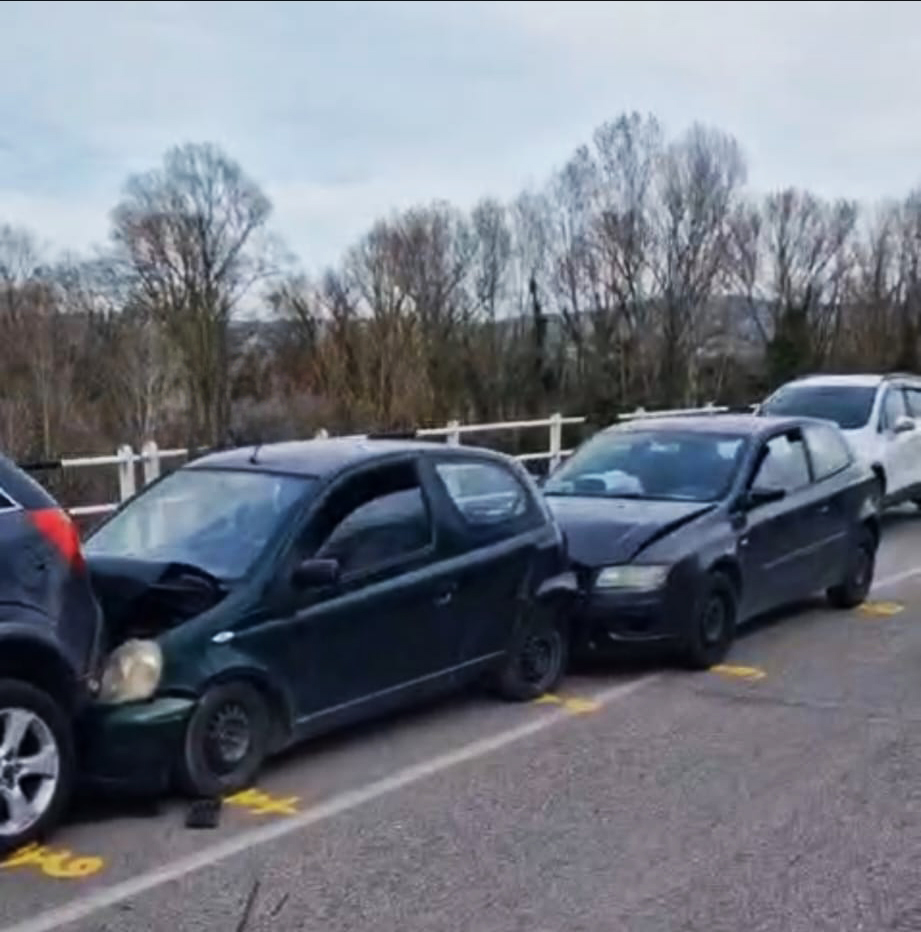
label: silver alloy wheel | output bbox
[0,707,60,839]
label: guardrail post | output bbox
[141,440,160,486]
[548,412,563,471]
[117,444,136,501]
[446,420,461,446]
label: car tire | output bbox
[827,526,876,609]
[681,573,737,670]
[176,682,271,799]
[0,679,75,856]
[494,605,568,702]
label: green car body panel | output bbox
[76,439,574,793]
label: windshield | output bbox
[760,384,877,430]
[85,468,317,579]
[544,429,747,502]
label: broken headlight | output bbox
[99,639,163,704]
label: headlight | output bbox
[595,564,669,590]
[99,639,163,704]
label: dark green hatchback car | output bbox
[77,438,575,797]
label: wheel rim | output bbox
[0,708,60,839]
[519,629,560,686]
[701,596,727,646]
[204,702,252,775]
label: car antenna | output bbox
[249,442,262,464]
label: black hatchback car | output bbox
[79,439,574,797]
[0,454,102,853]
[543,415,879,668]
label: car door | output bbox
[737,429,818,617]
[899,384,921,496]
[260,457,465,723]
[800,422,855,588]
[877,383,916,497]
[423,455,550,667]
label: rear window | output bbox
[0,455,55,510]
[435,460,529,526]
[760,384,877,430]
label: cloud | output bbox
[2,0,921,269]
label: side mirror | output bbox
[894,415,916,434]
[742,486,786,510]
[291,557,340,589]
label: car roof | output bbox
[779,374,886,389]
[606,413,813,437]
[777,372,921,389]
[185,437,508,478]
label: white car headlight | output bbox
[595,564,669,590]
[99,639,163,704]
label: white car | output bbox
[759,373,921,508]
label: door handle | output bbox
[817,504,831,515]
[434,586,456,606]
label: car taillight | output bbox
[28,508,86,572]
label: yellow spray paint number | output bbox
[533,693,601,714]
[858,600,904,618]
[224,787,300,817]
[710,663,766,682]
[1,843,105,879]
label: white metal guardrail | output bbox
[32,403,749,518]
[39,413,589,518]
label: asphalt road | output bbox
[3,510,921,932]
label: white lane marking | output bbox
[0,676,656,932]
[871,565,921,591]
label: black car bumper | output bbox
[577,587,687,650]
[76,696,194,794]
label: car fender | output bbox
[0,622,81,707]
[194,645,297,749]
[534,569,580,605]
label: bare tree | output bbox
[465,198,512,418]
[589,113,662,405]
[111,142,276,446]
[761,188,857,381]
[652,123,747,404]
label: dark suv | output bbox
[0,455,102,853]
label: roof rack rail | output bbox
[617,403,730,421]
[364,429,419,440]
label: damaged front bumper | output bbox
[76,696,194,794]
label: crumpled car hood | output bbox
[88,555,226,646]
[544,495,713,567]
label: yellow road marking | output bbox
[224,788,300,817]
[561,696,601,714]
[857,600,904,618]
[533,693,561,706]
[710,663,766,681]
[533,693,601,714]
[1,844,106,879]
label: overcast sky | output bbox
[2,0,920,272]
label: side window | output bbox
[804,424,852,481]
[905,387,921,419]
[751,433,811,492]
[880,387,908,431]
[435,460,529,527]
[313,463,432,576]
